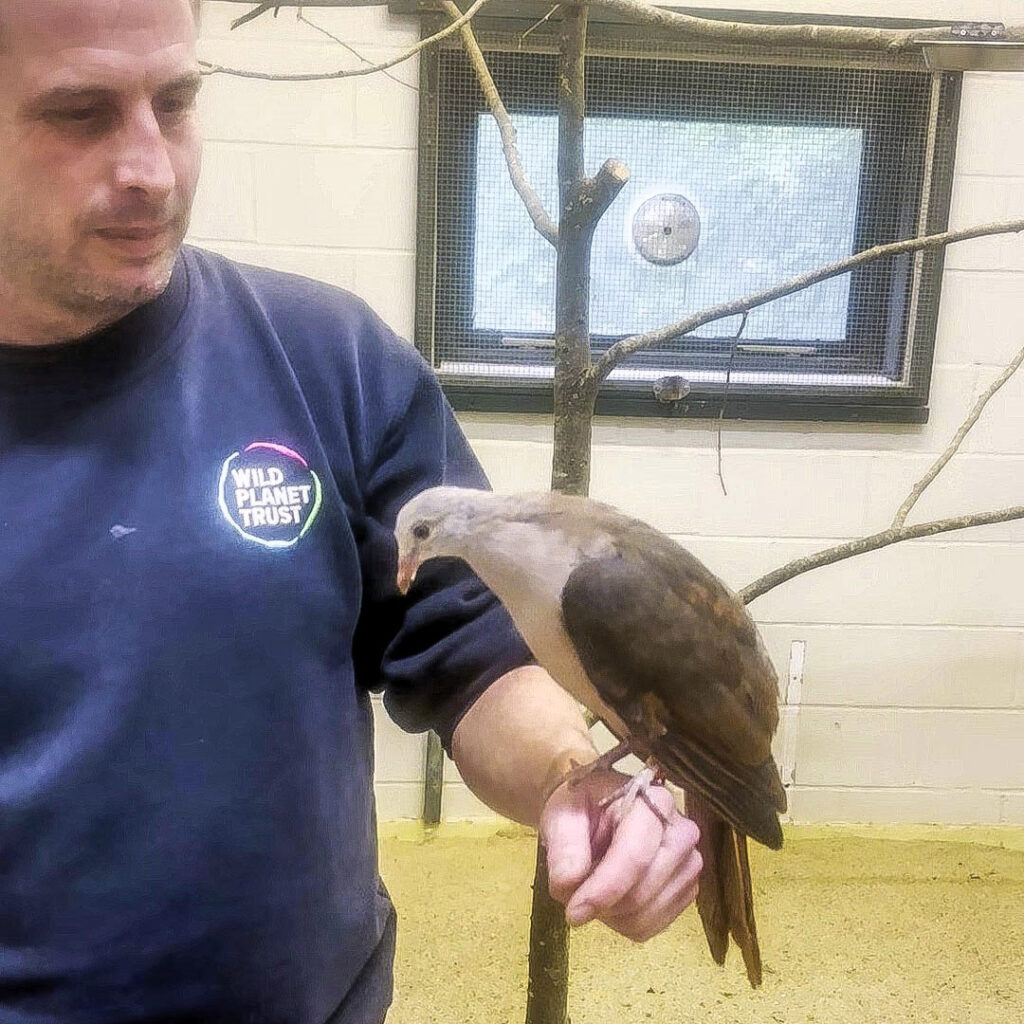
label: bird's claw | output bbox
[597,765,671,826]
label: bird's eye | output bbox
[412,522,430,541]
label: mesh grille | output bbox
[418,18,960,413]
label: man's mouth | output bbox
[94,224,174,259]
[96,224,171,239]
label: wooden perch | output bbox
[440,0,559,245]
[591,219,1024,383]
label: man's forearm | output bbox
[450,664,598,827]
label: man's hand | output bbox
[540,767,702,942]
[450,664,700,942]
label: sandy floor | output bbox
[379,823,1023,1024]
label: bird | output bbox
[393,486,786,987]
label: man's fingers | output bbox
[563,792,667,924]
[602,875,701,943]
[600,814,701,922]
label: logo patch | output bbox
[218,442,323,549]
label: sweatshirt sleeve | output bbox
[349,354,534,754]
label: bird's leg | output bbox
[596,758,672,826]
[541,738,637,807]
[550,740,671,826]
[559,737,634,790]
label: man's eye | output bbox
[45,106,114,134]
[54,107,101,122]
[157,92,197,117]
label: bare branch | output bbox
[212,0,1024,48]
[230,2,280,31]
[200,0,493,81]
[439,0,558,246]
[586,0,1024,51]
[297,8,417,91]
[563,158,630,232]
[740,506,1024,605]
[591,219,1024,383]
[518,4,562,47]
[216,1,387,6]
[892,343,1024,529]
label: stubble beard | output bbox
[0,214,188,336]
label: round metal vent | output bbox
[631,193,701,266]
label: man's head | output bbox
[0,0,203,343]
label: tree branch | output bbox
[217,0,390,27]
[518,4,562,46]
[216,0,387,7]
[586,0,1024,51]
[891,343,1024,529]
[440,0,558,246]
[563,158,630,232]
[230,2,280,31]
[200,0,493,80]
[590,219,1024,384]
[739,506,1024,605]
[297,8,418,90]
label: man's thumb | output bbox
[539,794,593,904]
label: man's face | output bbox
[0,0,202,326]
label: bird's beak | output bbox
[396,553,419,595]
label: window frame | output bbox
[409,5,963,423]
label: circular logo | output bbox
[218,442,322,549]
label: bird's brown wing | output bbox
[560,547,785,850]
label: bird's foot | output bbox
[558,738,634,791]
[597,765,671,826]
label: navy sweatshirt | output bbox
[0,247,532,1023]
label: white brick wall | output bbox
[192,3,1024,826]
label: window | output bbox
[413,11,962,421]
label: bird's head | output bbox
[393,486,497,595]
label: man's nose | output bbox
[112,105,175,198]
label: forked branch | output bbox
[440,0,559,245]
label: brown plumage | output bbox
[394,487,785,986]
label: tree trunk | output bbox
[526,7,594,1024]
[550,3,597,500]
[525,845,573,1024]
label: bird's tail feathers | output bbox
[655,735,784,850]
[688,793,763,988]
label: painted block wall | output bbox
[191,2,1024,825]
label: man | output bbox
[0,1,702,1021]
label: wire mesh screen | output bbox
[418,18,961,418]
